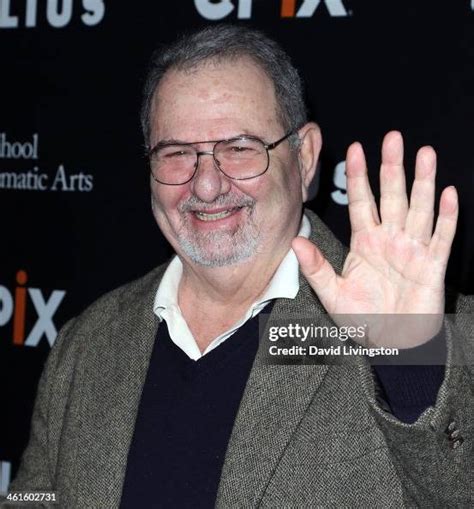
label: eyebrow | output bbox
[152,130,262,147]
[155,138,193,145]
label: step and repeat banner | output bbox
[1,0,474,491]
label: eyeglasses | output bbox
[147,131,295,185]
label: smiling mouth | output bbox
[193,207,243,222]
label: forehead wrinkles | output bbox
[150,59,283,139]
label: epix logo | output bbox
[0,271,65,347]
[194,0,350,19]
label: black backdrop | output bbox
[1,0,473,492]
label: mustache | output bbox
[179,194,255,213]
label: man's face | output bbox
[149,58,308,268]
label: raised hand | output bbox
[293,131,459,348]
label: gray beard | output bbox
[177,219,260,267]
[177,194,260,267]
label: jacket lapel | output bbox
[215,283,330,506]
[216,209,347,507]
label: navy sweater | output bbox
[120,314,262,509]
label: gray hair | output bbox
[141,24,307,148]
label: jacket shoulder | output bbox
[65,261,169,340]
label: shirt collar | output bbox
[153,213,311,318]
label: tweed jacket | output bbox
[8,210,474,508]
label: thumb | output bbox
[292,237,338,312]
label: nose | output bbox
[190,151,231,202]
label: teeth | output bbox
[195,208,236,221]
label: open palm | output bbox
[293,131,459,347]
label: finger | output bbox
[405,146,436,244]
[292,237,339,313]
[428,186,459,272]
[380,131,409,230]
[345,142,380,234]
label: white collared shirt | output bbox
[153,214,311,360]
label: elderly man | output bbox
[8,24,473,508]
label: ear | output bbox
[296,122,322,202]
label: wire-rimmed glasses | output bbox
[147,131,294,185]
